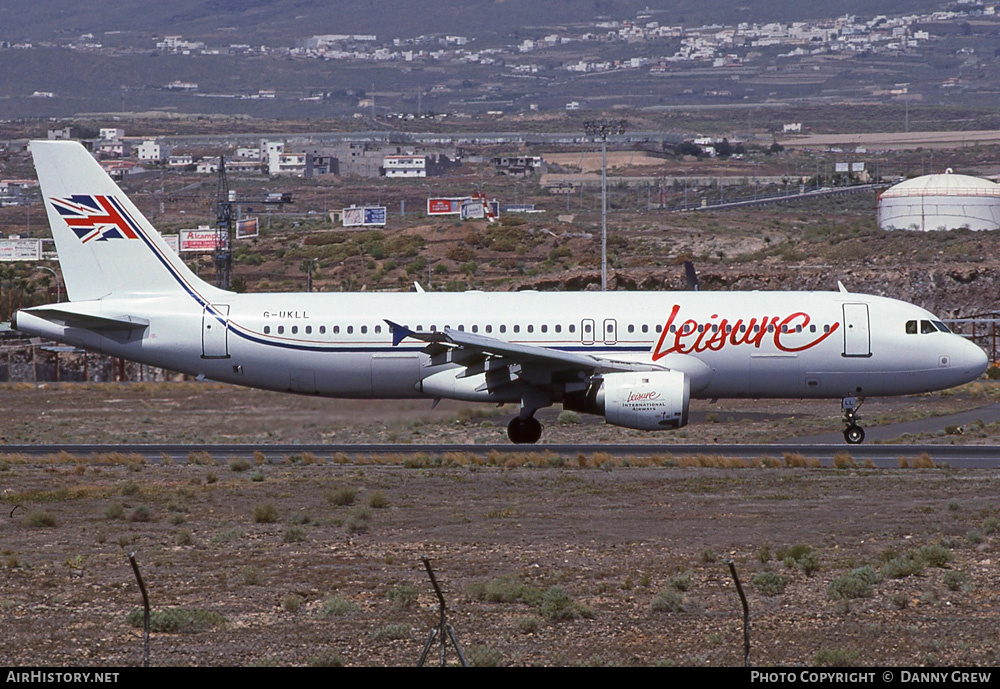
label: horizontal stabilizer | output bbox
[19,304,149,332]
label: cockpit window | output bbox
[906,320,917,335]
[920,320,936,334]
[932,320,951,333]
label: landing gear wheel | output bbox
[507,416,542,444]
[844,425,865,445]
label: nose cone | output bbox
[955,338,989,382]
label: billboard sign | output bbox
[236,217,259,239]
[427,197,467,215]
[364,206,386,226]
[0,238,41,262]
[342,206,386,227]
[162,234,180,254]
[180,227,227,252]
[460,198,485,219]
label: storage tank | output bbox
[877,169,1000,231]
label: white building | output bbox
[383,155,426,178]
[269,152,306,176]
[100,128,124,140]
[137,140,172,162]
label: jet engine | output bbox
[565,370,690,431]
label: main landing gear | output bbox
[507,416,542,444]
[842,396,865,445]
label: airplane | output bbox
[11,140,990,445]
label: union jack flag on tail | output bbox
[49,195,141,243]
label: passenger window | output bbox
[320,326,327,334]
[569,324,576,333]
[555,325,562,333]
[458,325,464,331]
[375,325,381,334]
[361,325,367,334]
[264,325,271,334]
[641,324,648,333]
[514,325,520,333]
[500,325,506,333]
[278,326,284,334]
[306,326,312,334]
[541,324,547,333]
[655,325,662,333]
[334,325,340,334]
[486,325,493,333]
[628,324,635,333]
[472,325,478,333]
[292,326,298,334]
[347,326,354,334]
[527,325,533,333]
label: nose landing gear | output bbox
[842,396,865,444]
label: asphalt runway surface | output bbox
[2,401,999,467]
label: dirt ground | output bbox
[2,383,1000,667]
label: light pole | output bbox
[37,265,61,303]
[584,119,626,291]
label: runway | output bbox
[2,441,999,467]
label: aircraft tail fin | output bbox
[30,140,226,302]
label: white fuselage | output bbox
[16,288,988,402]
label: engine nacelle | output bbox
[566,370,690,431]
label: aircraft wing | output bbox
[385,320,663,375]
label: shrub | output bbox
[326,487,356,506]
[127,505,152,522]
[236,566,265,585]
[253,502,279,524]
[229,458,251,472]
[751,571,789,596]
[467,645,504,667]
[557,410,581,425]
[516,616,542,634]
[282,593,303,612]
[814,647,860,667]
[308,650,345,667]
[125,608,228,633]
[649,588,685,614]
[367,491,389,509]
[371,624,411,641]
[943,570,967,591]
[668,573,692,591]
[881,552,925,579]
[26,511,57,528]
[539,586,593,622]
[828,572,874,600]
[387,583,419,609]
[467,575,542,605]
[345,506,372,534]
[919,544,951,567]
[283,526,307,543]
[320,595,357,617]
